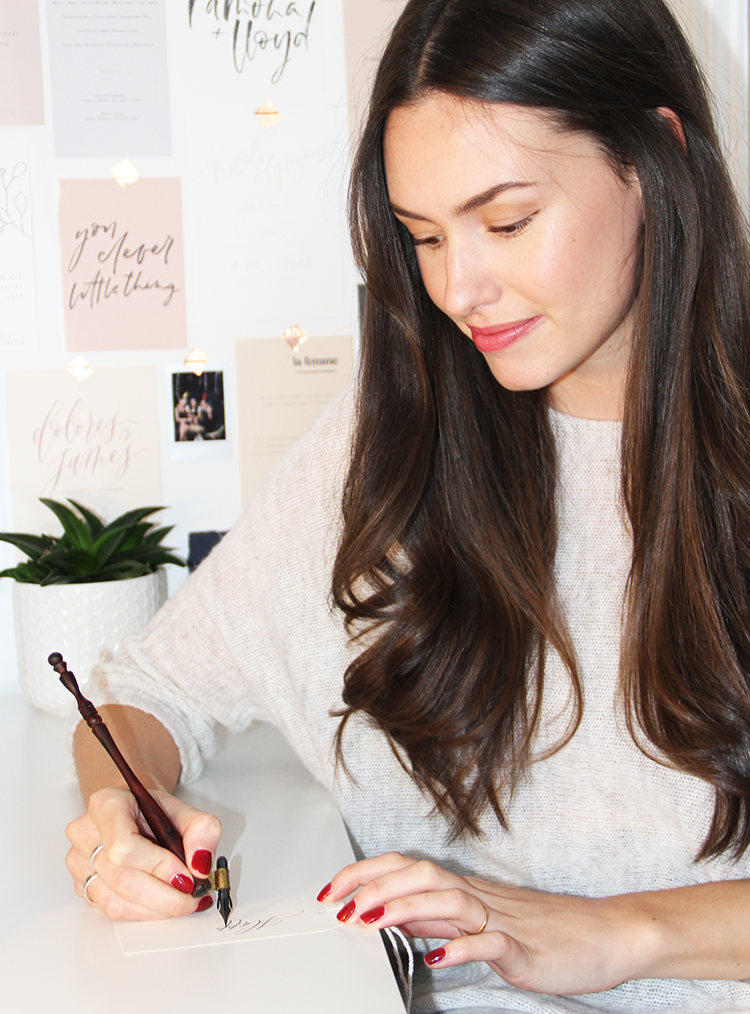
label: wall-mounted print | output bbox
[59,177,187,352]
[168,367,230,461]
[4,366,161,535]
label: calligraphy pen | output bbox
[48,651,233,926]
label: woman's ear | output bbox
[655,106,687,152]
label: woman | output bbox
[66,0,750,1010]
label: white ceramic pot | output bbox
[13,570,168,715]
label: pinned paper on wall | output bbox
[0,149,38,350]
[0,4,44,125]
[45,0,171,157]
[4,366,161,536]
[59,178,187,351]
[236,335,353,505]
[188,3,316,84]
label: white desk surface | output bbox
[1,695,405,1013]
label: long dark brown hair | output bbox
[332,0,750,859]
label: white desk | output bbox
[1,696,405,1013]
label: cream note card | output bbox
[236,335,353,505]
[4,366,161,534]
[59,178,187,351]
[115,891,339,955]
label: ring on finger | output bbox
[89,843,105,868]
[475,900,490,934]
[82,872,99,905]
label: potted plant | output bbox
[0,499,185,714]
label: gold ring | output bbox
[476,900,490,934]
[82,872,99,905]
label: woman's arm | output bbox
[73,704,181,799]
[66,704,222,920]
[321,852,750,994]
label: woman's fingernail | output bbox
[194,895,213,913]
[316,882,332,902]
[425,947,446,966]
[192,849,212,876]
[171,874,194,894]
[337,899,356,923]
[360,905,385,925]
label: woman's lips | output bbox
[469,316,542,353]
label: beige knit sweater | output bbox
[95,388,750,1013]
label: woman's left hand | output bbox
[319,852,656,995]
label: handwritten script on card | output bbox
[59,178,187,351]
[188,1,317,83]
[115,893,339,954]
[5,367,161,535]
[34,398,144,495]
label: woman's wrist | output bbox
[606,881,750,982]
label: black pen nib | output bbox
[214,855,233,927]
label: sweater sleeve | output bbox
[91,384,356,784]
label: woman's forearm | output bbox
[616,878,750,981]
[72,704,181,803]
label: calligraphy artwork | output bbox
[115,890,339,954]
[188,1,317,84]
[4,366,161,536]
[58,178,187,351]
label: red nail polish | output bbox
[360,905,385,925]
[192,849,212,876]
[316,882,332,902]
[425,947,446,966]
[194,895,213,913]
[337,899,356,923]
[171,874,194,894]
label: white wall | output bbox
[0,1,357,693]
[670,0,749,208]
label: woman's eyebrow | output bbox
[391,181,535,222]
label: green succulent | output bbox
[0,499,186,585]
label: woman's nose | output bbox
[441,241,502,319]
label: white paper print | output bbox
[46,0,172,157]
[0,150,37,350]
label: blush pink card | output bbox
[0,5,44,125]
[59,178,187,351]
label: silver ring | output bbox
[83,872,99,905]
[89,843,105,868]
[476,900,490,934]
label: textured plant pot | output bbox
[13,570,168,715]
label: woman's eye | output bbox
[490,212,537,238]
[412,235,443,248]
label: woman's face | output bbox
[384,95,644,419]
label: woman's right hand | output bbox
[65,786,223,920]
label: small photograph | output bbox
[171,371,225,443]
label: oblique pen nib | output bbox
[212,856,233,927]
